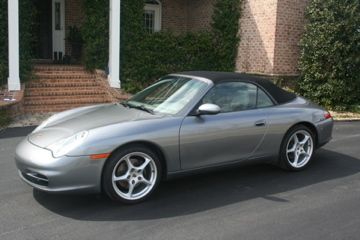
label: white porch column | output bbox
[7,0,21,91]
[108,0,121,88]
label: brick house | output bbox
[4,0,309,112]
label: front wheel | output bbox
[102,145,162,203]
[279,125,315,171]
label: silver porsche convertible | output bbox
[15,71,333,203]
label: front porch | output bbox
[6,0,121,92]
[1,0,219,115]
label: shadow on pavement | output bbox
[0,126,37,139]
[33,149,360,221]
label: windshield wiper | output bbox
[119,101,129,108]
[126,103,154,114]
[119,101,155,114]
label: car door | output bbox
[179,81,274,170]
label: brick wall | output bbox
[187,0,216,32]
[236,0,309,76]
[65,0,85,55]
[162,0,214,33]
[162,0,189,33]
[273,0,309,75]
[62,0,308,76]
[236,0,279,75]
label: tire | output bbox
[102,145,162,204]
[278,125,315,171]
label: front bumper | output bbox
[15,138,105,193]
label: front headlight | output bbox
[46,131,88,158]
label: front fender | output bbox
[66,117,184,172]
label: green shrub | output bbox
[82,0,109,70]
[123,31,217,92]
[211,0,241,71]
[299,0,360,110]
[82,0,242,92]
[19,0,36,82]
[121,0,242,92]
[120,0,146,91]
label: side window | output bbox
[202,82,257,113]
[257,88,274,108]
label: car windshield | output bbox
[125,76,209,115]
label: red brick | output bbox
[236,0,308,76]
[24,65,129,113]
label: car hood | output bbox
[28,103,162,148]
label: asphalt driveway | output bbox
[0,122,360,240]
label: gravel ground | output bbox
[7,113,54,128]
[330,111,360,121]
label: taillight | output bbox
[324,112,332,119]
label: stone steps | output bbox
[34,73,96,80]
[24,64,115,113]
[24,95,107,105]
[33,65,85,71]
[25,87,106,97]
[28,81,99,87]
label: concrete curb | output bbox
[334,119,360,122]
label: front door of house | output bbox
[52,0,65,61]
[33,0,52,59]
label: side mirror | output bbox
[196,103,221,115]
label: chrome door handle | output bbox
[255,120,266,127]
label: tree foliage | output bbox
[120,0,146,90]
[19,0,36,81]
[299,0,360,110]
[211,0,241,71]
[123,31,218,92]
[82,0,109,70]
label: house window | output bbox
[144,0,161,33]
[144,10,155,33]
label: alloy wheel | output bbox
[111,152,157,200]
[286,130,314,168]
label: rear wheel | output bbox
[279,125,315,171]
[102,145,162,203]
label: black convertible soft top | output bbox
[178,71,297,104]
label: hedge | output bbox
[123,31,218,92]
[82,0,109,70]
[19,0,36,82]
[120,0,147,91]
[298,0,360,110]
[211,0,241,72]
[82,0,242,93]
